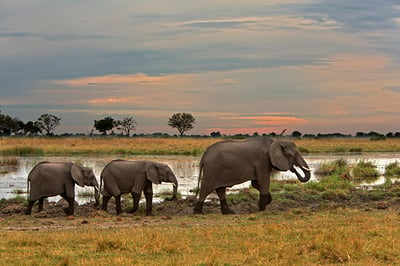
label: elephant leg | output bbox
[193,186,213,214]
[216,187,235,215]
[115,194,122,215]
[102,195,112,211]
[251,180,261,191]
[193,201,204,214]
[259,193,272,211]
[25,200,35,215]
[128,192,141,214]
[38,197,45,212]
[61,194,75,216]
[144,192,154,216]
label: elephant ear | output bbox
[270,141,290,171]
[146,163,160,184]
[71,164,85,187]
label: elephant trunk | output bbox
[166,176,178,201]
[291,165,311,183]
[172,180,178,200]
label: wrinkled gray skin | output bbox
[25,162,100,216]
[100,160,178,216]
[194,137,311,215]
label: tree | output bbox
[37,114,61,135]
[94,117,116,135]
[210,131,222,137]
[117,117,137,136]
[292,131,302,138]
[24,121,41,135]
[168,112,195,136]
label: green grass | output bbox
[315,159,351,178]
[385,161,400,177]
[352,161,380,182]
[0,146,44,156]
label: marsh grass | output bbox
[0,157,19,166]
[385,161,400,177]
[315,159,351,178]
[2,137,400,155]
[0,210,399,265]
[0,146,44,156]
[352,161,380,182]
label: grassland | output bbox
[2,136,400,156]
[1,136,400,265]
[0,209,399,265]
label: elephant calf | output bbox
[100,159,178,216]
[26,162,100,216]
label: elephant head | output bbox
[146,162,178,200]
[270,140,311,182]
[72,164,100,205]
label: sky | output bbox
[1,0,400,135]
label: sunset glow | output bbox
[1,1,400,135]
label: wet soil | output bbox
[1,187,400,231]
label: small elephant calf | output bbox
[26,162,100,216]
[100,159,178,216]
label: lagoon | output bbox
[1,153,399,202]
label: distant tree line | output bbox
[0,109,60,136]
[1,108,399,139]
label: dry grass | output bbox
[0,210,399,265]
[1,137,400,155]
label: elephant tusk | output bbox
[300,166,311,172]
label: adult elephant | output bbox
[194,137,311,214]
[100,160,178,216]
[25,162,100,216]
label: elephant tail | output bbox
[26,176,30,201]
[195,160,204,197]
[99,173,103,196]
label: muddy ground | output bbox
[1,188,400,231]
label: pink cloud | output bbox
[54,73,178,87]
[88,96,143,105]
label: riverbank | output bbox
[2,136,400,156]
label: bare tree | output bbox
[168,112,195,136]
[117,116,137,136]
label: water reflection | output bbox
[1,154,399,203]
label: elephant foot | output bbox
[127,207,138,214]
[146,212,155,216]
[193,201,204,214]
[259,193,272,211]
[24,210,31,215]
[221,208,235,215]
[220,199,235,215]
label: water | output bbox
[1,154,399,203]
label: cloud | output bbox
[382,85,400,93]
[88,97,143,105]
[0,31,108,41]
[176,15,342,30]
[213,78,238,86]
[220,113,309,126]
[53,73,178,87]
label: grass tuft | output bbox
[384,161,400,177]
[352,161,380,182]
